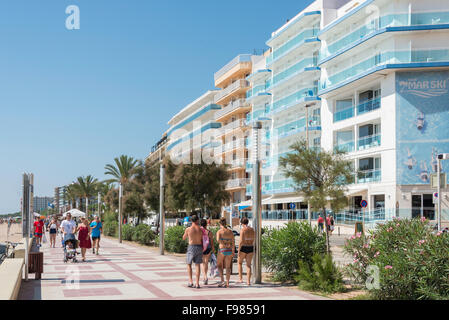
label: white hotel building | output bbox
[243,0,449,223]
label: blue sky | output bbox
[0,0,310,213]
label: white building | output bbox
[245,0,449,223]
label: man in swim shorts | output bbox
[182,215,203,288]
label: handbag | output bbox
[209,253,219,278]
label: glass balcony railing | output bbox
[333,106,354,122]
[246,84,268,99]
[334,141,355,153]
[357,97,380,115]
[267,57,317,89]
[322,50,449,91]
[275,116,321,138]
[267,28,319,65]
[320,11,449,61]
[357,169,381,184]
[358,134,381,150]
[270,87,317,114]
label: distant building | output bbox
[33,196,54,213]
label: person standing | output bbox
[182,215,203,288]
[90,216,102,255]
[237,217,255,286]
[60,213,77,249]
[48,218,58,248]
[329,215,335,234]
[216,217,235,288]
[200,218,214,285]
[33,216,44,247]
[76,218,92,262]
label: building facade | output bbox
[33,196,54,213]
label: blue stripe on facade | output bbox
[167,122,222,151]
[318,62,449,96]
[167,104,221,137]
[319,24,449,65]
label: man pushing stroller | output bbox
[60,212,78,263]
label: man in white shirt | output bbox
[60,213,76,248]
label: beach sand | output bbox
[0,222,24,243]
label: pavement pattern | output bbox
[18,236,326,300]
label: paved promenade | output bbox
[18,236,326,300]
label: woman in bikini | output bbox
[200,219,214,285]
[216,217,235,288]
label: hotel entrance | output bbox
[411,194,435,220]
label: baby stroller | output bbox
[63,234,79,263]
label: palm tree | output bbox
[75,175,99,217]
[104,155,138,242]
[63,184,81,210]
[104,155,139,186]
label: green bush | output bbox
[164,226,188,253]
[344,218,449,300]
[132,224,155,245]
[103,220,118,237]
[261,221,326,282]
[209,227,220,254]
[122,224,135,241]
[295,253,345,293]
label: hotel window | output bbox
[335,98,353,113]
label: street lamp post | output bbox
[305,103,315,225]
[118,183,123,243]
[437,153,449,231]
[159,164,165,255]
[252,121,262,284]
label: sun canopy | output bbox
[62,209,86,218]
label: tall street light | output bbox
[251,121,263,284]
[305,103,316,225]
[437,153,449,231]
[118,182,123,243]
[159,163,165,255]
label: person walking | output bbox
[182,215,203,288]
[48,218,58,248]
[90,216,102,255]
[33,216,44,247]
[237,217,255,286]
[76,218,92,262]
[216,217,235,288]
[317,215,324,233]
[200,218,214,285]
[60,213,77,250]
[329,215,335,234]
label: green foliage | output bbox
[279,139,353,215]
[131,224,155,245]
[344,218,449,300]
[295,253,345,293]
[103,220,118,237]
[209,226,220,253]
[165,157,229,217]
[122,224,135,241]
[261,221,326,282]
[164,225,188,253]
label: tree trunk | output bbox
[323,207,330,254]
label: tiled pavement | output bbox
[18,236,327,300]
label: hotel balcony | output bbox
[225,178,248,190]
[227,158,248,170]
[319,10,449,64]
[218,139,247,155]
[214,79,250,106]
[214,99,250,121]
[320,49,449,94]
[214,54,253,88]
[217,119,248,137]
[356,169,381,184]
[333,97,380,123]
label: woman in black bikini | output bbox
[238,217,255,285]
[200,219,214,285]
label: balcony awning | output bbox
[263,196,303,205]
[345,187,368,196]
[236,200,252,210]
